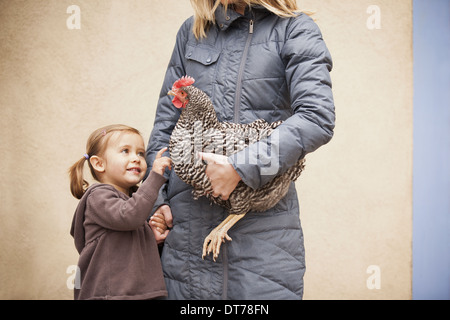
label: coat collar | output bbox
[214,4,268,31]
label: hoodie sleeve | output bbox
[229,14,335,189]
[86,171,167,231]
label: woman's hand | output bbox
[199,152,242,201]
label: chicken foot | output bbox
[202,213,245,261]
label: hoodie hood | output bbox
[70,184,106,254]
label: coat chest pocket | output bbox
[185,44,220,65]
[185,44,220,73]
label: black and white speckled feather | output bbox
[169,85,305,215]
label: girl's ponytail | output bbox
[69,156,89,199]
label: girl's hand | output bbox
[152,147,172,175]
[150,211,167,233]
[198,152,242,201]
[149,206,172,244]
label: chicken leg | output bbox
[202,213,245,261]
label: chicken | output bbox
[168,76,305,261]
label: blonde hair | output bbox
[190,0,305,39]
[68,124,142,199]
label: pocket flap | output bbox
[185,44,220,66]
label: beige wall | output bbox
[0,0,412,299]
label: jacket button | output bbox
[226,16,230,21]
[219,24,224,28]
[206,58,211,63]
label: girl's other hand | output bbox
[152,147,172,175]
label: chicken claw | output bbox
[202,214,245,261]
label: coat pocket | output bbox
[185,44,220,66]
[184,44,221,96]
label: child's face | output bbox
[101,131,147,194]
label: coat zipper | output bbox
[223,18,254,300]
[222,242,228,299]
[233,19,254,123]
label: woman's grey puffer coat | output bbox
[146,5,334,300]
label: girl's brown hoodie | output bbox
[70,171,167,300]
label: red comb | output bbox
[172,76,195,90]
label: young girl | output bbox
[69,124,172,300]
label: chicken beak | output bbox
[167,90,176,96]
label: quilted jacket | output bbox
[146,4,335,299]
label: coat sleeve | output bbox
[229,14,335,189]
[145,18,191,210]
[86,171,167,231]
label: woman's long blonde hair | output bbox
[68,124,141,199]
[190,0,304,39]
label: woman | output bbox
[146,0,335,299]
